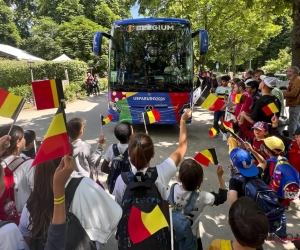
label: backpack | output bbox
[116,167,171,250]
[107,144,131,194]
[233,174,284,233]
[0,157,31,225]
[271,158,300,201]
[168,183,198,250]
[35,177,96,250]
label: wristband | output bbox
[180,120,186,124]
[54,198,65,205]
[54,195,65,203]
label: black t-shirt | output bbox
[250,94,281,124]
[229,168,264,198]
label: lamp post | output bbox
[27,60,34,82]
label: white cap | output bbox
[260,76,277,88]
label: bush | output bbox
[99,78,108,91]
[0,60,87,90]
[8,85,34,103]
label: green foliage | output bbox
[8,85,34,103]
[0,0,21,46]
[0,60,87,90]
[99,78,108,91]
[262,47,291,74]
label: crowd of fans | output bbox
[0,66,299,250]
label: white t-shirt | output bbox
[168,184,215,237]
[104,143,128,163]
[19,177,122,244]
[0,222,29,250]
[113,157,177,204]
[1,156,35,214]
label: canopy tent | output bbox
[0,44,45,61]
[52,54,72,61]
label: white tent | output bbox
[0,44,45,61]
[52,54,72,61]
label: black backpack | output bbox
[116,167,171,250]
[233,174,284,233]
[35,177,97,250]
[107,144,131,194]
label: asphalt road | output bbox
[1,92,299,250]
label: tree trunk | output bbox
[292,0,300,68]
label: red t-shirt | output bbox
[288,140,300,174]
[235,92,253,119]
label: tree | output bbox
[128,0,282,73]
[56,0,84,24]
[56,16,107,70]
[21,17,62,60]
[262,47,291,73]
[0,0,21,46]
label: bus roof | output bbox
[114,18,190,25]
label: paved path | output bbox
[1,93,299,250]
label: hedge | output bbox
[0,60,87,90]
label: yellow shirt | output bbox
[206,239,233,250]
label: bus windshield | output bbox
[108,22,193,92]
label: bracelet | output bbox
[54,195,65,202]
[180,120,186,124]
[54,198,65,205]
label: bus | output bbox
[93,18,209,124]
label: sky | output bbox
[130,3,143,18]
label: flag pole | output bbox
[169,205,174,250]
[100,114,103,135]
[7,99,26,136]
[191,85,208,110]
[142,112,148,134]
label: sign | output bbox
[93,32,101,55]
[199,29,209,55]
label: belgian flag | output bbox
[231,93,242,104]
[222,120,234,132]
[31,104,71,167]
[262,102,279,116]
[0,89,25,120]
[31,79,64,110]
[194,148,219,167]
[198,88,225,111]
[209,127,218,138]
[143,109,161,124]
[102,114,113,125]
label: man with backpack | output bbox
[228,144,285,243]
[101,122,133,194]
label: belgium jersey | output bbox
[214,86,231,100]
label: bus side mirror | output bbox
[198,29,209,55]
[93,31,111,56]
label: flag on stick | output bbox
[194,148,219,167]
[197,88,225,111]
[192,87,201,105]
[262,102,279,116]
[0,89,25,120]
[143,109,161,124]
[231,93,242,103]
[31,79,64,110]
[128,205,168,244]
[222,120,234,132]
[101,114,113,125]
[227,130,245,144]
[31,104,71,167]
[209,127,218,138]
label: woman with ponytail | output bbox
[113,109,191,204]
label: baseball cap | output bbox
[230,148,258,177]
[263,136,285,154]
[294,127,300,135]
[259,76,277,88]
[252,121,269,131]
